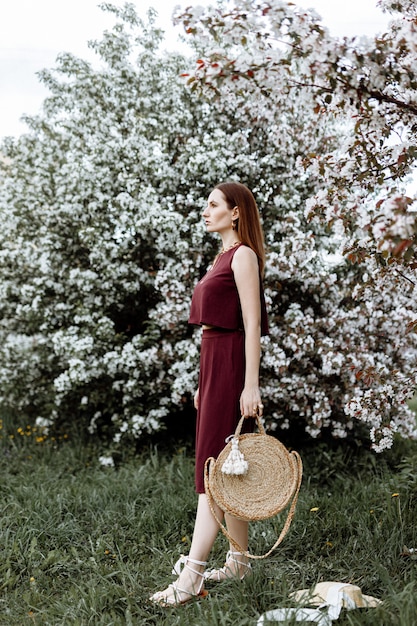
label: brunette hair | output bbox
[215,181,266,275]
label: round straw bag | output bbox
[204,414,302,559]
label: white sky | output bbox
[0,0,391,138]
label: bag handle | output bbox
[234,413,266,437]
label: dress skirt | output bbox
[195,328,252,493]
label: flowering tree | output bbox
[173,0,417,450]
[0,4,202,443]
[176,0,417,263]
[0,1,416,452]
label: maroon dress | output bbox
[188,244,268,493]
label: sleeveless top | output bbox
[188,244,269,336]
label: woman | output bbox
[151,181,268,606]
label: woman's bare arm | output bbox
[232,245,263,418]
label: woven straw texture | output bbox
[209,433,300,522]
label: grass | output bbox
[1,415,417,625]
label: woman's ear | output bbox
[232,205,240,220]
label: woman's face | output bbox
[202,189,237,234]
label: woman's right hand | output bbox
[194,388,199,410]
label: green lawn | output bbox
[1,417,417,625]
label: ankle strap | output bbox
[186,556,207,567]
[226,550,252,569]
[172,554,207,576]
[227,550,247,558]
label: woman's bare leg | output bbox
[150,494,223,604]
[205,514,251,581]
[224,513,248,553]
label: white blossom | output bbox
[0,1,416,453]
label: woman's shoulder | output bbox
[231,243,258,269]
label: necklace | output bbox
[221,241,241,254]
[207,241,241,274]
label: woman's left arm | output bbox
[232,246,263,418]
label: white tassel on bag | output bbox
[221,436,248,475]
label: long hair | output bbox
[215,182,266,275]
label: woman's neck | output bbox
[220,234,241,253]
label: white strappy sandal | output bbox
[150,555,208,606]
[204,550,252,582]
